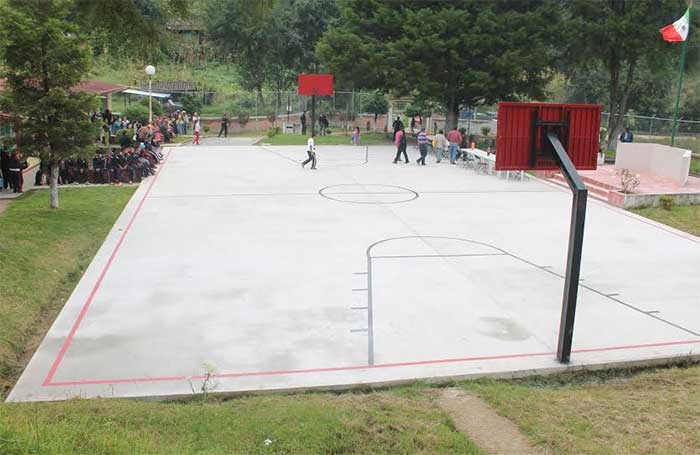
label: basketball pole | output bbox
[548,132,588,364]
[311,94,316,136]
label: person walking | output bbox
[300,110,307,135]
[218,113,229,138]
[301,133,317,169]
[193,118,201,145]
[0,147,10,190]
[393,127,409,164]
[351,126,361,145]
[416,128,429,165]
[392,116,403,141]
[447,126,463,164]
[182,110,189,135]
[8,150,26,193]
[433,129,447,163]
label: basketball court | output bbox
[8,142,700,402]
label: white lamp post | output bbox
[145,65,156,123]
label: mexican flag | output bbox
[660,8,690,42]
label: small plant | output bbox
[267,126,281,137]
[617,169,640,194]
[659,196,675,210]
[481,126,491,136]
[238,111,250,128]
[188,363,219,402]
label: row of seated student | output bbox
[34,141,163,186]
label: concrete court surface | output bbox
[8,143,700,402]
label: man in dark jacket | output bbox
[218,113,229,138]
[0,148,10,190]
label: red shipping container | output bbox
[298,74,334,96]
[495,102,601,171]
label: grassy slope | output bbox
[466,366,700,455]
[0,187,136,396]
[0,393,481,455]
[258,132,393,146]
[632,204,700,236]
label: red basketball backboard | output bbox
[495,102,601,171]
[298,74,334,96]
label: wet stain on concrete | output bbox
[478,317,531,341]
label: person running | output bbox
[416,128,429,165]
[301,133,317,169]
[447,126,463,164]
[393,127,409,164]
[433,129,447,163]
[218,113,229,138]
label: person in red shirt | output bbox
[393,127,409,164]
[446,127,462,164]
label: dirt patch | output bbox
[437,387,547,455]
[0,200,10,216]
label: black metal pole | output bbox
[547,132,588,363]
[311,95,316,136]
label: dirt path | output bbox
[0,200,10,216]
[437,388,548,455]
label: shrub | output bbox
[238,111,250,128]
[617,169,640,194]
[481,126,491,136]
[659,196,675,210]
[124,104,150,124]
[181,93,203,114]
[267,126,281,138]
[138,97,163,116]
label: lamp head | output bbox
[145,65,156,76]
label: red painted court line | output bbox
[45,339,700,387]
[42,151,173,387]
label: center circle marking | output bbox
[318,184,419,204]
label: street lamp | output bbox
[145,65,156,123]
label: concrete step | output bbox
[547,174,610,201]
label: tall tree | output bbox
[0,0,97,209]
[206,0,338,95]
[317,0,561,128]
[564,0,688,150]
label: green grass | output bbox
[0,187,136,397]
[464,365,700,455]
[257,132,393,146]
[0,393,481,454]
[632,204,700,236]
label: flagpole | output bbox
[671,7,691,146]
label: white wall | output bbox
[615,143,691,186]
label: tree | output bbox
[363,91,389,131]
[71,0,189,60]
[0,0,97,209]
[206,0,339,96]
[317,0,561,129]
[563,0,688,150]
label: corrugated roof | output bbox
[0,79,127,96]
[138,80,197,92]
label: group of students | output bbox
[94,108,202,146]
[392,125,465,165]
[0,148,29,193]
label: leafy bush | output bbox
[138,97,163,116]
[181,93,203,114]
[238,111,250,128]
[481,126,491,136]
[659,196,675,210]
[267,126,281,137]
[124,104,150,123]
